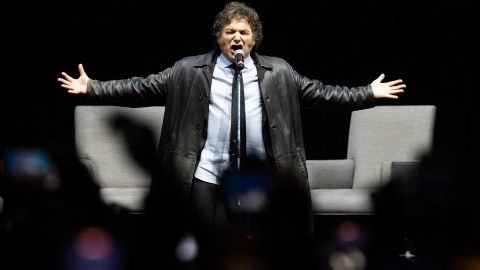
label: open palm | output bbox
[57,64,89,94]
[371,73,406,99]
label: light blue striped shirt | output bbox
[194,53,266,184]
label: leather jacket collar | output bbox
[194,50,273,70]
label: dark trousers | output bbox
[189,177,229,230]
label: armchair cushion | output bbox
[310,189,375,214]
[99,188,150,212]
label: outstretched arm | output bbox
[371,73,406,99]
[57,64,89,94]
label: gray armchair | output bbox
[75,106,165,213]
[307,105,437,215]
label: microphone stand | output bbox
[235,68,242,172]
[234,67,254,238]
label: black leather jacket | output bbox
[87,50,375,204]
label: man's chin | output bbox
[222,52,235,63]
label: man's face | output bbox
[218,18,256,63]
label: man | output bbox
[58,2,405,230]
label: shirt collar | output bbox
[218,53,254,70]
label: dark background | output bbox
[1,0,479,187]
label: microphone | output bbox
[234,49,245,70]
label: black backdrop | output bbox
[1,0,479,187]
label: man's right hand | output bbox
[58,64,89,94]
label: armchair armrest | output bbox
[306,159,355,189]
[381,161,422,184]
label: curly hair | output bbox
[212,2,263,51]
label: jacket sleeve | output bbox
[86,66,175,107]
[290,64,376,113]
